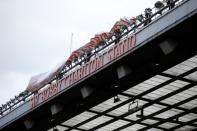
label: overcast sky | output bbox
[0,0,157,105]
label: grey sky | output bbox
[0,0,157,105]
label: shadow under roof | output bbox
[48,54,197,131]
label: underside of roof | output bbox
[48,55,197,131]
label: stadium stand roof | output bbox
[48,55,197,131]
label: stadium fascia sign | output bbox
[30,34,136,108]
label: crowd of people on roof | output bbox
[65,15,140,68]
[65,0,176,69]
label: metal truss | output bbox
[56,56,197,131]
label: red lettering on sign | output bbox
[80,66,84,79]
[30,34,136,109]
[73,70,78,82]
[77,69,81,81]
[119,41,124,56]
[86,62,90,76]
[31,93,39,108]
[41,89,48,101]
[107,48,113,63]
[61,77,66,89]
[128,35,135,50]
[81,65,85,78]
[89,60,92,73]
[91,59,97,73]
[114,44,120,59]
[96,55,103,69]
[30,81,60,108]
[65,75,69,87]
[69,73,72,85]
[52,82,59,95]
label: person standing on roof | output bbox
[128,17,137,32]
[136,14,144,23]
[85,49,91,62]
[144,8,153,26]
[166,0,175,9]
[119,18,130,32]
[83,42,93,62]
[114,25,121,44]
[110,21,121,44]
